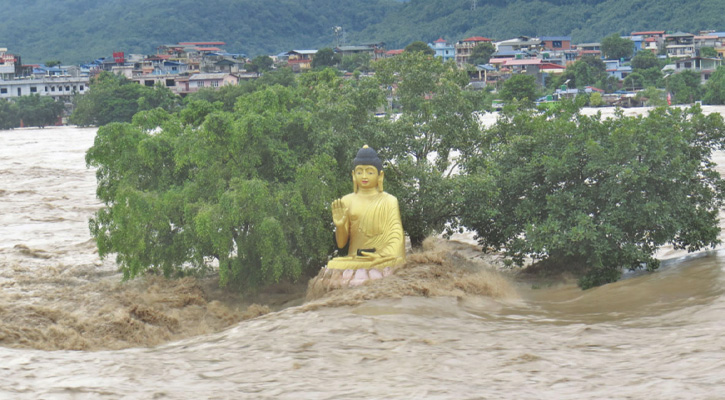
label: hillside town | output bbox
[1,29,724,108]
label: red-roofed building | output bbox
[455,36,493,66]
[463,36,492,43]
[179,41,226,46]
[384,49,404,58]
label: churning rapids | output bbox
[2,109,725,399]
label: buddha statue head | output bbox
[352,145,384,193]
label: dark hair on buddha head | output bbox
[353,145,383,173]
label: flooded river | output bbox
[1,115,725,398]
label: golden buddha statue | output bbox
[321,145,405,286]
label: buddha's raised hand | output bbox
[331,199,348,227]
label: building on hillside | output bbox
[540,36,571,51]
[335,43,386,61]
[286,50,317,72]
[575,43,602,59]
[455,36,493,66]
[539,49,578,66]
[0,76,89,100]
[494,58,565,87]
[182,73,239,93]
[665,32,695,58]
[496,36,543,53]
[132,74,182,91]
[694,35,719,50]
[1,49,23,79]
[673,57,722,83]
[430,38,455,62]
[0,48,89,100]
[383,49,404,58]
[631,31,665,53]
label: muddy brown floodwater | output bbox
[1,112,725,399]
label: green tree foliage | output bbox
[499,74,539,107]
[601,33,635,60]
[636,86,668,106]
[15,94,65,127]
[373,51,486,247]
[623,72,644,90]
[340,53,372,72]
[666,70,703,104]
[639,66,664,88]
[461,104,725,288]
[589,91,604,106]
[0,99,20,129]
[469,42,496,65]
[630,50,659,70]
[550,56,607,90]
[703,66,725,105]
[70,72,180,126]
[404,41,434,55]
[85,70,386,291]
[311,48,341,69]
[700,47,718,58]
[251,55,273,72]
[44,60,62,67]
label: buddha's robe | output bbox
[326,192,405,270]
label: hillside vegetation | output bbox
[2,0,725,63]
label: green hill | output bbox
[2,0,725,64]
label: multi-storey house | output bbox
[430,38,455,63]
[455,36,493,66]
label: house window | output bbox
[51,86,56,92]
[80,85,84,91]
[30,87,37,93]
[211,81,219,87]
[0,88,7,94]
[45,86,49,92]
[65,86,70,91]
[144,80,154,87]
[166,79,175,87]
[198,81,205,87]
[553,41,562,48]
[684,62,692,68]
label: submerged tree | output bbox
[15,94,65,127]
[0,99,20,129]
[86,70,384,291]
[461,104,725,288]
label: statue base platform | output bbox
[306,266,394,301]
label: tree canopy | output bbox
[404,41,434,55]
[469,42,496,65]
[311,48,341,68]
[601,33,635,60]
[461,104,725,288]
[703,66,725,105]
[70,72,180,126]
[15,95,65,128]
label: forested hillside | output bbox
[363,0,725,48]
[2,0,725,63]
[0,0,396,63]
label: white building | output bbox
[0,76,90,100]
